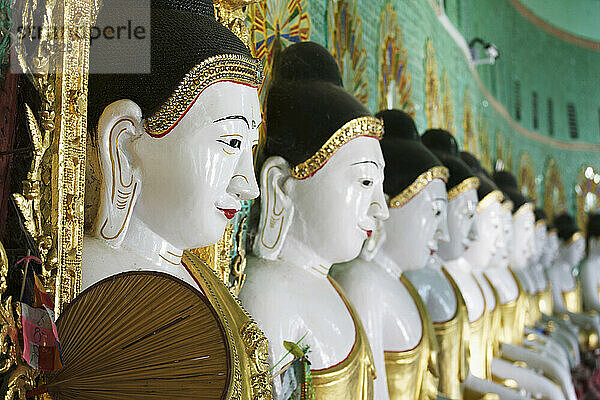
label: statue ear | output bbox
[253,156,294,260]
[94,99,144,247]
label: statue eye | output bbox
[360,179,373,188]
[435,210,442,216]
[218,138,242,149]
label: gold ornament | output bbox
[517,152,537,202]
[389,166,450,208]
[424,39,441,129]
[463,88,477,156]
[442,71,454,133]
[145,54,263,137]
[290,116,384,180]
[328,0,369,105]
[448,177,480,201]
[575,166,600,235]
[477,190,504,213]
[214,0,259,48]
[543,158,567,220]
[378,3,414,115]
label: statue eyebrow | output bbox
[213,115,249,128]
[351,160,380,168]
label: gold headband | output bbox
[502,199,514,212]
[145,54,263,137]
[513,202,534,219]
[389,166,449,208]
[477,190,504,212]
[566,231,584,246]
[548,228,558,235]
[535,219,547,228]
[290,116,384,179]
[447,177,480,201]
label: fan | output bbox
[44,271,231,399]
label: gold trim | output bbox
[389,166,449,208]
[566,231,584,247]
[548,227,558,235]
[513,202,534,219]
[502,200,514,213]
[145,54,263,137]
[477,190,504,213]
[290,116,384,179]
[535,219,547,228]
[448,177,480,201]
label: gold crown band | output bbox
[502,199,514,213]
[145,54,263,137]
[447,177,480,201]
[477,190,504,213]
[513,202,535,219]
[566,231,584,246]
[548,228,558,235]
[389,166,449,208]
[290,116,384,180]
[535,219,547,228]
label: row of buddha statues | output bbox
[27,0,600,398]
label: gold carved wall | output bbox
[378,3,414,115]
[575,166,600,234]
[543,158,567,221]
[424,39,441,129]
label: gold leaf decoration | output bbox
[425,39,441,128]
[518,152,537,201]
[328,0,369,105]
[478,111,492,171]
[575,166,600,234]
[463,88,477,156]
[543,158,567,220]
[441,71,454,133]
[378,3,414,115]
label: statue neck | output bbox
[278,234,332,280]
[373,249,404,280]
[121,215,184,269]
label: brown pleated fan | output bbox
[44,271,230,399]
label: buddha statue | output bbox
[581,213,600,312]
[420,131,526,400]
[532,209,553,314]
[458,153,573,399]
[488,174,576,400]
[330,109,444,400]
[364,124,472,400]
[548,212,600,351]
[239,42,386,399]
[82,1,272,398]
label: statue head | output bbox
[460,152,504,269]
[555,212,586,266]
[422,129,480,261]
[87,0,263,250]
[532,208,548,264]
[493,170,535,269]
[587,213,600,257]
[376,110,450,270]
[491,200,514,270]
[254,42,388,264]
[542,227,560,268]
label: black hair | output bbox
[493,170,531,211]
[264,42,372,166]
[87,0,251,130]
[376,109,444,197]
[554,212,580,242]
[459,151,500,201]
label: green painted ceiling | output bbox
[518,0,600,41]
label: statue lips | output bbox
[366,230,372,238]
[217,208,238,220]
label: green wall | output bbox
[302,0,600,217]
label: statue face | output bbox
[384,179,449,270]
[464,201,502,269]
[492,208,513,269]
[542,231,560,267]
[285,137,388,264]
[532,223,547,264]
[510,209,535,268]
[439,188,478,261]
[560,236,586,266]
[132,82,261,249]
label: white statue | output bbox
[581,214,600,312]
[240,42,385,399]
